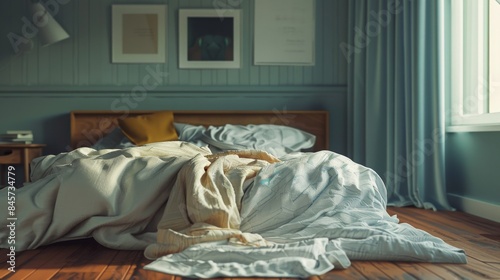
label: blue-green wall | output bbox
[446,132,500,206]
[0,0,349,157]
[0,0,348,86]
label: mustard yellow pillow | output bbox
[118,111,178,145]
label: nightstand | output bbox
[0,143,46,184]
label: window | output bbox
[490,0,500,113]
[448,0,500,132]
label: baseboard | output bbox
[448,193,500,223]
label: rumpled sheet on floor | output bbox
[144,148,467,277]
[0,142,467,278]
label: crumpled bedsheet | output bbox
[0,142,467,278]
[0,142,210,251]
[145,150,467,277]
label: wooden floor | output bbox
[1,207,499,280]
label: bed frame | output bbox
[70,110,329,151]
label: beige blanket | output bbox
[0,141,213,251]
[144,150,280,259]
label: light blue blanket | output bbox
[145,151,467,277]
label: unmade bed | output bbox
[0,110,467,278]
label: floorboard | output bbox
[1,207,499,280]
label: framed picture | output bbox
[254,0,315,66]
[112,5,166,63]
[179,9,241,69]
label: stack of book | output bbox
[0,130,34,144]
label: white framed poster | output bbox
[254,0,315,66]
[112,5,166,63]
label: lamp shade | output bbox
[29,3,69,47]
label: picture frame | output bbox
[112,5,166,63]
[254,0,315,66]
[179,9,241,69]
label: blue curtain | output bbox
[345,0,452,210]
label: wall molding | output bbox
[0,85,347,98]
[448,193,500,223]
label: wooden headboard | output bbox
[70,110,329,151]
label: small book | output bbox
[0,134,33,139]
[6,130,32,134]
[9,139,33,144]
[1,130,33,139]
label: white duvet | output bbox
[0,142,466,278]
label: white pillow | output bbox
[200,124,316,157]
